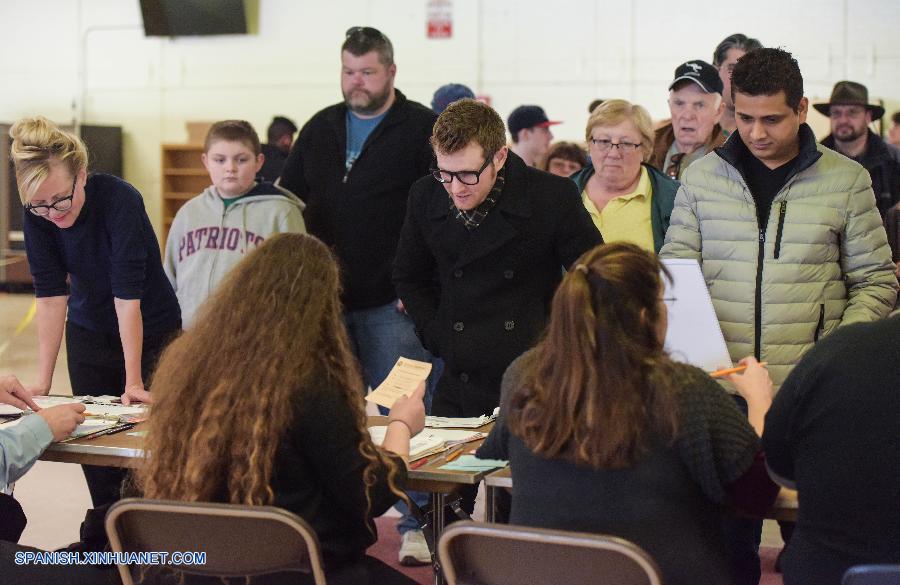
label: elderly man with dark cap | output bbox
[648,60,727,179]
[507,105,561,167]
[816,81,900,220]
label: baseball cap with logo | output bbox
[507,105,562,138]
[669,60,724,95]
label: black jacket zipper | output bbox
[814,303,825,342]
[773,202,787,259]
[754,226,765,359]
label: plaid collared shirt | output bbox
[449,170,505,231]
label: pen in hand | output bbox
[709,362,768,379]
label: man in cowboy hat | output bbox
[816,80,900,220]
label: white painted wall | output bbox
[1,0,898,235]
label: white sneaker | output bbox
[398,529,431,566]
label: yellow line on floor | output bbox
[0,298,36,359]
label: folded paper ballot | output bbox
[440,455,508,472]
[365,357,432,409]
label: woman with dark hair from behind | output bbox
[137,233,424,585]
[477,242,779,585]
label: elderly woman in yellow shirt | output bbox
[570,99,680,253]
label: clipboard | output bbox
[661,259,732,372]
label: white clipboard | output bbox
[661,259,732,372]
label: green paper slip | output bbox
[439,455,508,471]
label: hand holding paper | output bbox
[388,381,427,436]
[38,403,87,442]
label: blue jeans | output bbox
[344,301,442,534]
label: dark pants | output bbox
[430,375,500,529]
[723,394,763,585]
[0,493,27,543]
[64,321,179,548]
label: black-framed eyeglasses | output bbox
[431,156,493,186]
[25,178,77,216]
[345,26,387,40]
[590,138,642,152]
[662,296,677,304]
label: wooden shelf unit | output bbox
[161,144,207,243]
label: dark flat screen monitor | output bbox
[140,0,247,37]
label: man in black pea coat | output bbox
[394,99,602,419]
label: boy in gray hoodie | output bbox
[164,120,306,327]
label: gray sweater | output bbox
[478,351,760,585]
[163,182,306,327]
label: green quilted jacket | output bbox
[661,125,898,389]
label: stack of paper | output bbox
[67,419,121,440]
[0,414,120,441]
[368,427,441,461]
[425,407,499,429]
[368,427,485,462]
[0,396,146,418]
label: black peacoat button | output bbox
[503,270,514,279]
[460,372,470,383]
[504,320,515,331]
[453,321,465,332]
[453,269,463,278]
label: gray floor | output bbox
[0,291,782,551]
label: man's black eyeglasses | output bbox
[25,178,77,216]
[431,156,493,186]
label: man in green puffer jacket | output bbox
[661,46,897,585]
[662,48,897,392]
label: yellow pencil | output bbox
[445,445,466,462]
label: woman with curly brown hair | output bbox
[477,242,778,585]
[137,233,423,585]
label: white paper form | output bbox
[0,396,146,418]
[368,427,446,460]
[661,259,733,372]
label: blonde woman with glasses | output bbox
[570,99,680,253]
[10,117,181,520]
